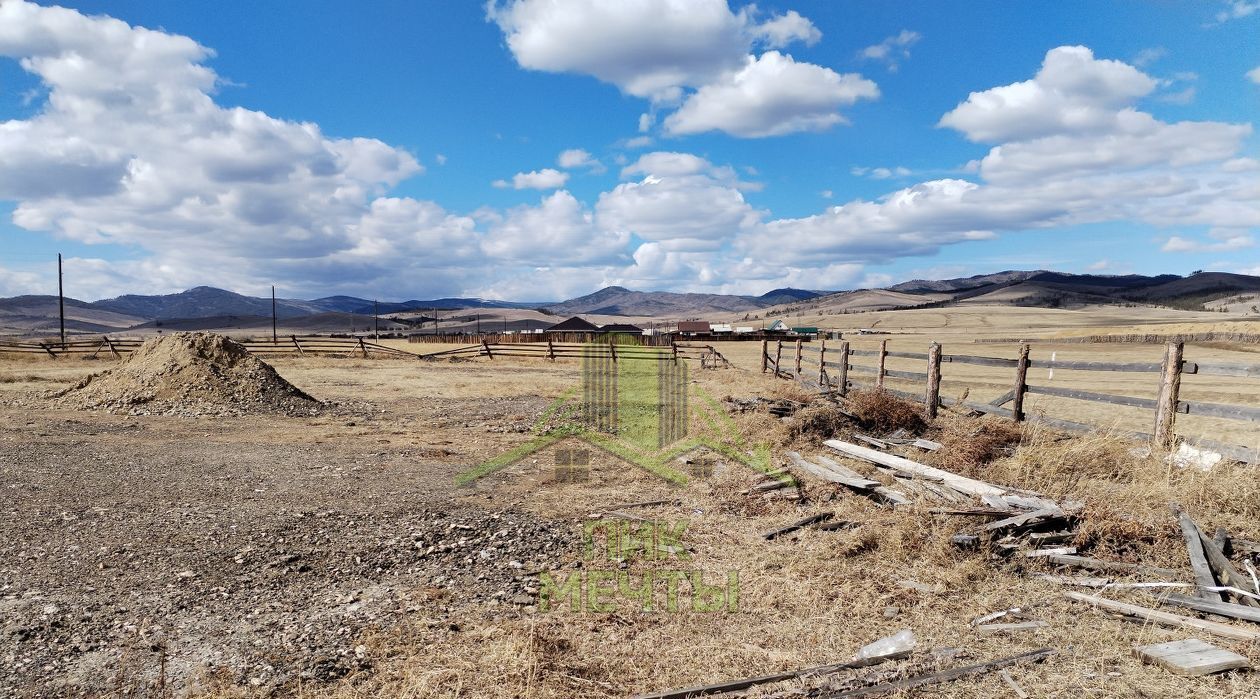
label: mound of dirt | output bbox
[52,332,319,416]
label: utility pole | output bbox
[476,313,481,334]
[374,300,380,340]
[57,253,66,348]
[271,285,277,343]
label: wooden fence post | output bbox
[1012,343,1030,422]
[876,339,887,389]
[609,340,617,363]
[547,338,555,361]
[794,338,803,376]
[357,337,369,358]
[837,340,849,396]
[818,336,827,387]
[761,339,768,373]
[103,336,121,359]
[926,342,942,420]
[1154,341,1184,449]
[775,340,783,376]
[481,338,493,359]
[291,335,305,356]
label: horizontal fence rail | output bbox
[0,336,420,359]
[759,336,1260,465]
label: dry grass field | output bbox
[2,306,1259,698]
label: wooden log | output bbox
[1157,593,1260,623]
[837,343,849,398]
[761,339,768,373]
[1172,507,1223,601]
[925,342,942,420]
[795,338,803,376]
[1153,342,1183,449]
[775,340,783,376]
[823,440,1007,497]
[818,336,827,387]
[1064,592,1260,642]
[827,648,1055,698]
[876,339,887,389]
[1012,343,1030,422]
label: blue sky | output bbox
[0,0,1257,301]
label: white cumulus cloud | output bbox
[858,30,921,71]
[664,52,879,137]
[493,168,570,190]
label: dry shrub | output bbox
[929,417,1024,478]
[786,402,853,444]
[843,389,925,434]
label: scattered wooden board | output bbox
[823,440,1008,497]
[827,648,1055,698]
[1134,639,1250,676]
[630,635,912,699]
[1173,506,1225,602]
[787,452,880,491]
[975,621,1049,636]
[1064,592,1260,642]
[1157,593,1260,624]
[763,513,833,540]
[1046,554,1183,579]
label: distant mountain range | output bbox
[3,271,1258,337]
[542,286,825,316]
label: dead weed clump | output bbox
[843,389,925,434]
[928,417,1024,478]
[786,402,854,444]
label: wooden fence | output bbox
[409,332,675,346]
[761,337,1260,464]
[0,336,419,360]
[418,341,725,364]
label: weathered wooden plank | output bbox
[763,513,833,540]
[1193,362,1260,378]
[1046,555,1183,578]
[823,440,1007,497]
[1178,400,1260,423]
[1157,593,1260,623]
[1027,359,1163,373]
[883,368,928,381]
[787,452,881,490]
[884,350,929,360]
[1134,639,1250,676]
[1197,528,1260,608]
[944,354,1020,368]
[982,508,1065,533]
[975,621,1048,635]
[827,648,1055,698]
[1025,385,1158,410]
[1064,592,1260,642]
[1173,508,1223,601]
[629,643,910,699]
[853,434,890,449]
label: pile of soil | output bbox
[51,332,319,416]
